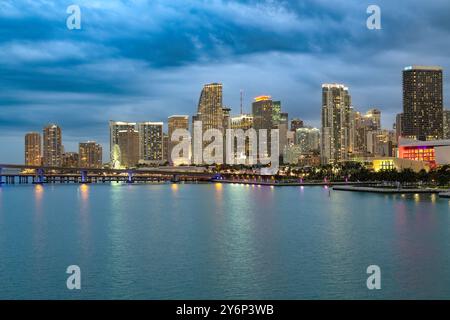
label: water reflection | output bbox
[80,184,89,202]
[214,183,223,201]
[34,184,44,204]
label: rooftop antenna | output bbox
[240,89,243,115]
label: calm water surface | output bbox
[0,183,449,299]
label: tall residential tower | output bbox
[402,66,443,140]
[321,84,352,165]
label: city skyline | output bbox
[10,65,449,168]
[1,1,450,163]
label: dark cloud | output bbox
[0,0,450,162]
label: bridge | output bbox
[0,164,215,185]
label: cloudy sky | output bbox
[1,0,449,163]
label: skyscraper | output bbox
[79,141,103,168]
[62,152,79,168]
[351,108,382,157]
[109,121,136,163]
[402,66,443,141]
[163,134,169,164]
[278,112,289,158]
[168,115,189,165]
[43,124,63,167]
[138,122,164,164]
[230,114,253,130]
[321,84,352,165]
[365,108,381,130]
[252,96,274,132]
[195,83,224,133]
[117,128,140,168]
[252,95,274,158]
[443,109,450,140]
[296,127,320,153]
[25,132,41,166]
[291,118,304,132]
[395,113,404,143]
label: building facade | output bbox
[168,115,190,165]
[117,128,140,168]
[109,121,136,165]
[25,132,41,166]
[79,141,102,168]
[138,122,164,164]
[321,84,352,165]
[402,66,443,141]
[195,83,224,133]
[443,110,450,139]
[296,127,320,154]
[43,124,63,167]
[291,118,304,132]
[62,152,79,168]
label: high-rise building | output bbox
[43,124,63,167]
[193,83,224,163]
[117,127,140,168]
[195,83,224,133]
[138,122,164,164]
[252,96,273,131]
[252,96,274,158]
[109,121,136,163]
[366,130,395,157]
[351,108,382,157]
[163,134,169,164]
[278,112,289,158]
[25,132,41,166]
[296,127,320,153]
[395,113,404,143]
[272,101,282,125]
[230,114,254,161]
[168,115,190,165]
[402,66,443,140]
[230,114,253,130]
[365,108,381,130]
[222,107,231,131]
[62,152,79,168]
[443,110,450,139]
[291,118,304,132]
[321,84,352,165]
[79,141,102,168]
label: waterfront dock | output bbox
[333,185,447,194]
[213,179,370,187]
[439,192,450,198]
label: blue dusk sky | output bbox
[0,0,449,163]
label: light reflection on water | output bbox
[0,184,449,299]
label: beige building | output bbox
[118,128,140,168]
[321,84,352,164]
[62,152,79,168]
[79,141,102,168]
[168,115,189,165]
[109,121,136,164]
[43,124,63,167]
[25,132,41,166]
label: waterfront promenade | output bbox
[333,185,449,194]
